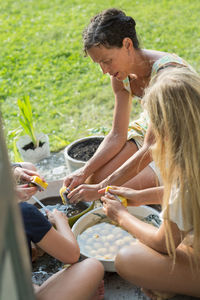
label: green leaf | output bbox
[17,95,37,147]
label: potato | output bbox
[97,248,107,255]
[106,234,114,241]
[115,239,125,246]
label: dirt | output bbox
[32,253,64,285]
[23,140,45,151]
[68,137,104,161]
[35,196,90,218]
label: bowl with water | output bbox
[30,180,94,227]
[72,206,161,272]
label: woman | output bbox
[101,68,200,298]
[64,8,193,204]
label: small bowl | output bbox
[30,180,94,227]
[34,196,94,227]
[72,206,161,272]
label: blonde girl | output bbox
[101,68,200,298]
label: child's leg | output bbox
[35,258,104,300]
[115,242,200,298]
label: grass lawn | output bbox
[0,0,200,161]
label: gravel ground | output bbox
[35,149,69,182]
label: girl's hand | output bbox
[63,167,87,192]
[101,193,128,224]
[16,184,38,201]
[99,186,141,206]
[46,209,68,226]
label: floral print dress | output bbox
[124,53,189,148]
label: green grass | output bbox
[0,0,200,160]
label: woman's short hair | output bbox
[83,8,140,54]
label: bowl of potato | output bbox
[72,205,161,272]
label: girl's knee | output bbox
[84,258,104,277]
[115,244,145,279]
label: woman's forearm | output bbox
[99,124,155,187]
[83,131,126,178]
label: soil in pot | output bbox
[68,137,104,162]
[34,196,90,218]
[23,140,45,151]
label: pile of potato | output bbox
[77,222,136,260]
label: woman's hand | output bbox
[63,167,87,192]
[101,193,128,224]
[99,186,142,206]
[16,184,38,201]
[46,209,68,226]
[68,184,100,203]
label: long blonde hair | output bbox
[144,67,200,264]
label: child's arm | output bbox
[37,209,80,264]
[99,185,163,206]
[101,196,182,254]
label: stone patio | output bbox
[34,150,198,300]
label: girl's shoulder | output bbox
[151,53,189,78]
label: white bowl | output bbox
[72,206,161,272]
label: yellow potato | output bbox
[97,248,107,255]
[109,246,118,253]
[115,239,125,246]
[106,234,114,241]
[123,236,133,243]
[90,250,97,256]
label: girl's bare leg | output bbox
[88,141,159,189]
[36,258,104,300]
[115,242,200,298]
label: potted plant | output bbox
[64,135,104,173]
[16,95,50,163]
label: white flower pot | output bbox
[16,133,50,163]
[64,136,104,173]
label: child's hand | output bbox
[46,209,68,226]
[13,167,41,184]
[16,184,38,201]
[99,186,141,206]
[101,193,127,224]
